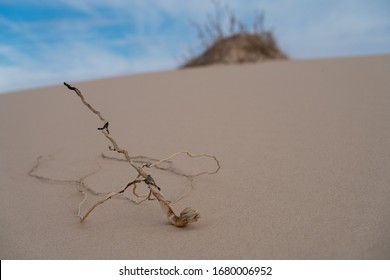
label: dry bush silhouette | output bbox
[29,83,220,227]
[182,1,287,68]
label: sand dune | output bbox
[1,55,389,259]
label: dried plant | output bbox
[55,82,220,227]
[182,1,287,68]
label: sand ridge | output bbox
[1,55,390,259]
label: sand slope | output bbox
[1,55,389,259]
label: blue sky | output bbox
[1,0,389,93]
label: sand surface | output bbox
[1,55,390,259]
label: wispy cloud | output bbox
[1,0,389,93]
[0,0,188,92]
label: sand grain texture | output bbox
[1,55,390,259]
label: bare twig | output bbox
[63,82,219,227]
[79,177,143,222]
[149,150,220,176]
[28,153,106,217]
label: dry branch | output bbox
[79,178,143,222]
[63,82,219,227]
[28,154,104,217]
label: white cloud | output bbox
[0,38,178,93]
[276,0,390,58]
[0,1,202,93]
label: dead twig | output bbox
[63,82,219,227]
[79,177,143,222]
